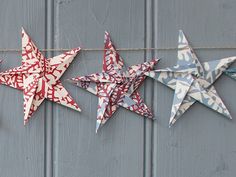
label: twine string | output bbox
[0,46,236,52]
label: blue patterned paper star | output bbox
[145,30,236,126]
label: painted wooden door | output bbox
[0,0,236,177]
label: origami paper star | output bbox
[0,28,81,124]
[224,68,236,80]
[69,32,158,132]
[145,30,236,126]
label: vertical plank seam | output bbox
[53,2,60,177]
[152,0,158,176]
[143,0,154,177]
[45,0,54,177]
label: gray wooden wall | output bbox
[0,0,236,177]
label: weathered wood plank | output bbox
[2,0,236,176]
[153,0,236,176]
[53,0,146,177]
[0,0,45,177]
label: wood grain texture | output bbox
[153,0,236,177]
[53,0,146,177]
[0,0,45,177]
[1,0,236,177]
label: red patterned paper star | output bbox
[69,32,159,132]
[0,28,81,124]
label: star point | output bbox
[224,68,236,81]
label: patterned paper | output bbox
[0,28,81,124]
[69,31,159,132]
[145,30,236,126]
[224,68,236,80]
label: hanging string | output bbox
[0,46,236,52]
